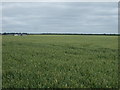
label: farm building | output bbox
[14,34,19,36]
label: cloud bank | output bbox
[2,2,118,34]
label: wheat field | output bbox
[2,35,118,88]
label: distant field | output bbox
[2,35,118,88]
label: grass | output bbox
[2,35,118,88]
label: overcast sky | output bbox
[2,2,118,34]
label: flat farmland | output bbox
[2,35,118,88]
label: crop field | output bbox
[2,35,118,88]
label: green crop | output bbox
[2,35,118,88]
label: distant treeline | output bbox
[29,33,120,36]
[0,33,120,36]
[1,33,28,35]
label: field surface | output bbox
[2,35,118,88]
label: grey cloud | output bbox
[2,2,118,34]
